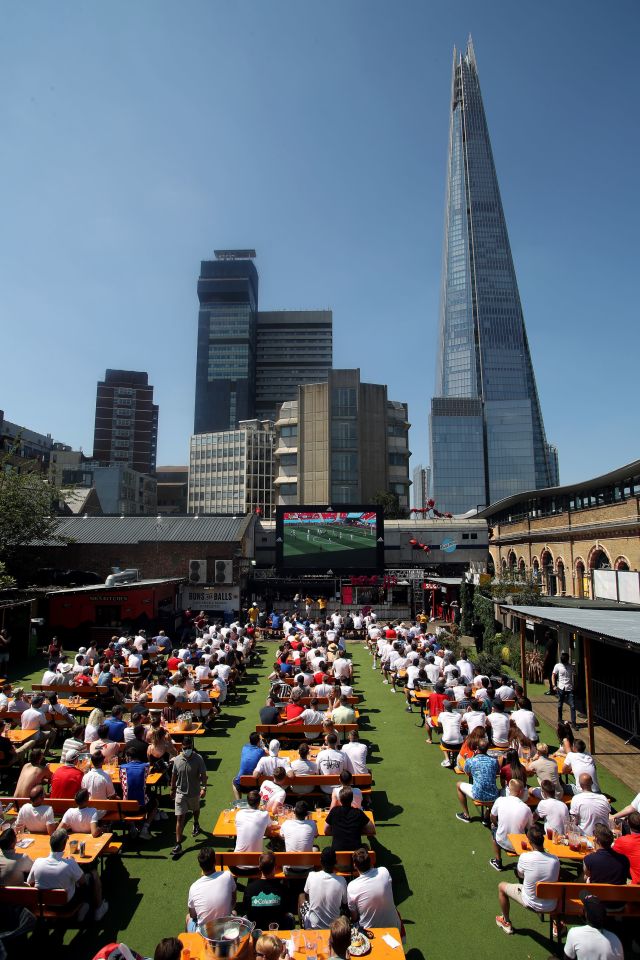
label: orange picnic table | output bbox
[7,729,36,745]
[211,806,374,838]
[179,928,404,960]
[15,830,113,866]
[508,832,593,861]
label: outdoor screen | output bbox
[276,506,383,572]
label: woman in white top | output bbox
[84,708,105,744]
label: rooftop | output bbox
[32,514,254,546]
[504,604,640,648]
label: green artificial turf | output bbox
[8,644,636,960]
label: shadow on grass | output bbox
[370,790,403,821]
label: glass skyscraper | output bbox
[429,38,557,515]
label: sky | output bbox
[1,1,639,488]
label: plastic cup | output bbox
[69,839,79,854]
[304,934,317,960]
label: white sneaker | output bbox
[441,759,452,767]
[94,901,109,922]
[390,688,396,693]
[382,679,389,685]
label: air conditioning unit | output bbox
[188,559,207,584]
[214,559,233,584]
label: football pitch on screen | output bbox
[283,523,375,566]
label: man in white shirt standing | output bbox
[489,780,533,871]
[552,651,577,727]
[186,847,236,930]
[496,823,560,935]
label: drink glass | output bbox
[546,827,553,841]
[269,923,279,932]
[69,839,79,854]
[304,934,317,960]
[521,838,529,850]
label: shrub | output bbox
[460,580,474,635]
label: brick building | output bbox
[13,515,255,586]
[93,369,159,475]
[478,460,640,598]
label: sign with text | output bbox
[180,585,240,609]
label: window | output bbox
[278,483,297,496]
[278,453,297,466]
[332,387,357,417]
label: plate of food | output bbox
[348,930,372,957]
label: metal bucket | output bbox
[198,916,256,959]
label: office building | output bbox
[194,252,333,433]
[156,466,189,515]
[0,410,69,474]
[429,39,557,515]
[60,462,157,515]
[188,420,275,517]
[412,464,431,509]
[274,369,410,509]
[93,370,158,475]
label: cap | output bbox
[78,646,87,654]
[59,662,73,674]
[66,750,79,763]
[580,892,606,927]
[268,739,280,756]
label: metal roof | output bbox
[477,459,640,518]
[504,605,640,647]
[46,578,184,597]
[34,515,253,546]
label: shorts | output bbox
[459,782,474,798]
[502,883,525,907]
[175,792,201,815]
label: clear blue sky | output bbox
[1,1,638,488]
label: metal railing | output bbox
[592,679,640,742]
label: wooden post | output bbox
[583,632,596,755]
[520,617,527,696]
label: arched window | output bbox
[615,557,630,572]
[541,550,555,595]
[501,558,508,574]
[576,559,587,598]
[518,558,526,578]
[508,551,517,572]
[557,559,566,596]
[532,558,540,581]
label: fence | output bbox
[592,678,640,742]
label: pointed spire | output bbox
[466,34,476,65]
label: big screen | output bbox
[276,507,383,572]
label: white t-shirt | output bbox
[280,817,318,851]
[332,658,351,680]
[487,712,510,744]
[564,925,624,960]
[537,798,569,836]
[631,792,640,812]
[21,707,48,731]
[188,871,236,925]
[570,792,611,836]
[16,803,55,833]
[456,659,474,682]
[495,684,513,701]
[259,780,287,811]
[511,709,538,742]
[234,808,271,852]
[316,748,351,793]
[60,806,100,833]
[28,852,83,901]
[464,710,487,734]
[565,752,601,793]
[490,795,533,851]
[553,661,575,691]
[341,742,368,774]
[81,768,116,800]
[425,664,440,684]
[347,867,399,929]
[438,712,463,744]
[516,850,560,912]
[151,684,168,702]
[254,755,289,778]
[304,870,348,928]
[331,785,363,808]
[406,665,421,690]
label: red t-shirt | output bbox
[613,833,640,884]
[167,656,181,671]
[427,691,448,718]
[50,765,84,799]
[385,629,397,639]
[285,703,304,720]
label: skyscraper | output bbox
[93,369,158,474]
[429,39,557,515]
[194,252,333,432]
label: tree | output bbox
[371,490,407,519]
[0,561,16,590]
[0,459,68,563]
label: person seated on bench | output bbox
[233,790,277,872]
[254,740,291,779]
[280,800,318,874]
[15,785,55,835]
[347,847,399,930]
[486,700,510,748]
[341,730,368,776]
[438,702,464,768]
[612,811,640,884]
[289,743,318,796]
[27,826,109,922]
[51,751,83,799]
[329,770,363,810]
[324,787,374,852]
[59,788,104,838]
[583,823,630,902]
[7,688,30,716]
[489,779,533,872]
[90,724,122,763]
[232,733,267,801]
[570,775,611,836]
[327,695,356,725]
[525,743,564,800]
[495,822,560,937]
[280,698,326,741]
[563,739,601,794]
[317,733,352,796]
[186,846,236,930]
[0,720,18,768]
[0,824,34,885]
[535,779,569,838]
[82,750,116,802]
[564,892,624,960]
[259,696,280,727]
[15,749,53,798]
[84,710,105,748]
[259,768,289,813]
[21,695,55,753]
[299,847,347,930]
[456,738,499,823]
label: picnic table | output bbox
[7,729,36,745]
[59,698,92,714]
[508,832,593,861]
[16,830,113,866]
[165,723,205,737]
[179,928,404,960]
[279,747,322,763]
[211,806,375,838]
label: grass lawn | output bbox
[8,643,636,960]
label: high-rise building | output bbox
[194,252,333,433]
[188,420,275,517]
[412,464,431,509]
[255,310,332,422]
[429,39,557,515]
[274,370,411,509]
[93,370,158,474]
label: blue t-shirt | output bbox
[234,743,266,784]
[120,761,149,805]
[464,754,499,801]
[104,717,127,742]
[271,615,280,629]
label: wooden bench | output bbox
[274,695,360,706]
[2,796,143,830]
[214,849,375,879]
[32,684,109,697]
[123,701,216,715]
[238,772,372,800]
[256,723,357,740]
[537,881,640,941]
[0,885,82,922]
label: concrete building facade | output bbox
[478,460,640,598]
[188,420,275,517]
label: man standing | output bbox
[171,736,207,859]
[552,651,576,727]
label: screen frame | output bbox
[275,505,384,574]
